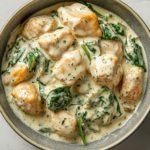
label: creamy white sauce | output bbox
[1,2,147,145]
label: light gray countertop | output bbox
[0,0,150,149]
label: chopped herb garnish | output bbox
[63,40,66,43]
[62,118,66,125]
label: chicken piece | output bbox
[101,40,123,61]
[53,50,86,86]
[11,83,42,114]
[38,28,74,60]
[50,110,77,137]
[22,15,55,40]
[120,66,143,101]
[90,54,123,88]
[11,64,33,86]
[58,3,102,37]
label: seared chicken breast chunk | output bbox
[38,28,74,60]
[120,66,143,101]
[90,54,123,88]
[11,64,33,86]
[101,40,123,61]
[22,15,55,40]
[58,3,102,37]
[53,50,86,86]
[51,110,77,137]
[11,83,42,114]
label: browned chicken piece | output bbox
[53,50,86,86]
[58,3,102,37]
[38,28,74,60]
[51,110,78,137]
[11,83,42,114]
[101,40,123,61]
[120,66,143,101]
[90,54,123,88]
[11,64,33,86]
[22,15,55,40]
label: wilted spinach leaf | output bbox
[86,41,99,54]
[46,86,72,112]
[110,23,124,35]
[124,37,146,72]
[2,47,26,74]
[33,47,51,74]
[100,23,119,40]
[86,86,108,108]
[23,52,36,72]
[76,111,88,123]
[112,94,122,119]
[81,44,91,61]
[36,77,47,100]
[76,91,122,123]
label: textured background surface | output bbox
[0,0,150,149]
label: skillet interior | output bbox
[0,0,150,149]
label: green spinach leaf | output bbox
[6,36,26,61]
[112,94,122,119]
[78,118,87,146]
[124,37,146,72]
[33,47,51,74]
[86,41,99,54]
[46,86,72,112]
[81,44,91,61]
[76,111,87,123]
[36,77,47,100]
[23,52,36,72]
[110,23,124,35]
[76,91,122,123]
[86,86,108,108]
[117,22,127,29]
[2,47,26,74]
[100,23,119,40]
